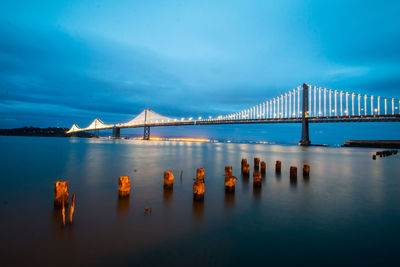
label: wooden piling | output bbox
[275,161,282,173]
[62,198,66,226]
[372,155,376,160]
[54,181,69,207]
[253,171,262,187]
[163,171,174,189]
[69,193,75,224]
[225,166,233,179]
[118,176,131,197]
[242,163,250,176]
[193,179,205,200]
[260,161,266,175]
[290,166,297,179]
[303,165,310,177]
[225,175,236,191]
[254,158,260,169]
[241,158,247,170]
[196,168,205,181]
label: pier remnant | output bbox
[241,158,247,171]
[118,176,131,197]
[196,168,205,181]
[225,176,236,191]
[193,179,205,200]
[242,163,250,176]
[261,161,266,175]
[254,158,260,169]
[54,181,69,207]
[275,161,282,173]
[225,166,232,179]
[69,193,76,224]
[62,198,66,226]
[303,165,310,177]
[372,155,376,160]
[163,171,174,189]
[290,166,297,179]
[253,171,262,187]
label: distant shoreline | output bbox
[0,127,94,138]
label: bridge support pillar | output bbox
[144,126,150,140]
[299,83,311,146]
[112,126,120,139]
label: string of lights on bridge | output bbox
[67,84,400,133]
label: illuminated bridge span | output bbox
[67,84,400,145]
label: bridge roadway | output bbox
[121,114,400,128]
[72,114,400,132]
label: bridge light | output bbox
[189,117,193,121]
[181,118,184,121]
[198,116,202,120]
[209,116,212,119]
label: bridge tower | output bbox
[112,126,120,139]
[299,83,311,146]
[143,108,150,140]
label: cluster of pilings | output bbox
[240,157,310,185]
[54,160,311,222]
[54,181,76,226]
[373,150,398,160]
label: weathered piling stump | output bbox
[196,168,205,181]
[225,175,236,192]
[372,155,376,160]
[394,150,398,155]
[253,171,262,187]
[118,176,131,197]
[254,158,260,169]
[193,179,205,200]
[242,163,250,176]
[225,166,232,179]
[290,166,297,179]
[275,161,282,173]
[62,198,66,226]
[54,181,69,207]
[241,158,247,170]
[260,161,266,175]
[163,171,174,189]
[69,193,76,224]
[303,165,310,177]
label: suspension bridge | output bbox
[66,83,400,145]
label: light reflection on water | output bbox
[0,136,400,265]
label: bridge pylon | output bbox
[143,108,150,140]
[299,83,311,146]
[112,126,120,139]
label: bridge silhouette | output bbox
[67,84,400,145]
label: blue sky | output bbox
[0,0,399,143]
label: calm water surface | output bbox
[0,136,400,266]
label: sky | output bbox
[0,0,399,144]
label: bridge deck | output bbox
[71,114,400,132]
